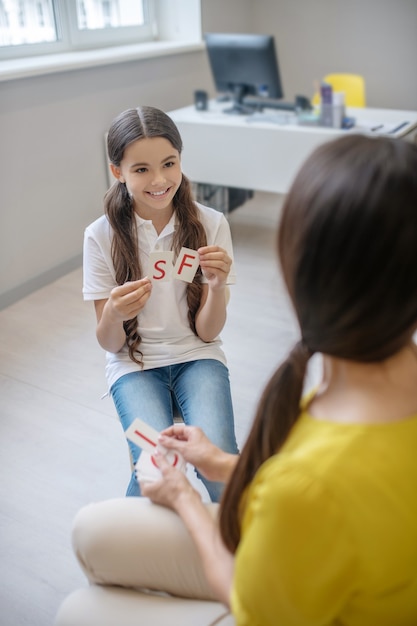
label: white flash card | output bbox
[174,247,200,283]
[126,418,187,474]
[125,418,159,454]
[148,251,174,282]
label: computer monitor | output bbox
[204,32,284,114]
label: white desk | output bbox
[168,101,417,194]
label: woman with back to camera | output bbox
[82,106,239,502]
[60,134,417,625]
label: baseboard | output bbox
[0,254,82,311]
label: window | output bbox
[0,0,154,59]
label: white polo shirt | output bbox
[83,203,236,389]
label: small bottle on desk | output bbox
[320,82,334,127]
[331,91,346,129]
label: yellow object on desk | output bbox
[312,73,366,108]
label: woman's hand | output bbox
[158,424,238,483]
[198,246,232,291]
[140,452,201,513]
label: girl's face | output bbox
[111,136,182,221]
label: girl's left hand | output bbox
[198,246,232,290]
[140,451,201,512]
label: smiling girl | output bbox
[82,106,239,501]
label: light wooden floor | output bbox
[0,192,321,625]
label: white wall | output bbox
[252,0,417,110]
[1,0,416,308]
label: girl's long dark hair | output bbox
[219,134,417,552]
[104,107,207,365]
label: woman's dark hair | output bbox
[219,134,417,552]
[104,106,207,365]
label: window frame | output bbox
[0,0,203,83]
[0,0,155,61]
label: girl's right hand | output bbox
[106,277,152,322]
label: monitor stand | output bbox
[222,85,254,115]
[223,102,254,115]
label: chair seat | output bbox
[55,585,235,626]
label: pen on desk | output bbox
[389,121,409,135]
[371,124,383,131]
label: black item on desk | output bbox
[194,90,208,111]
[242,95,296,111]
[295,95,313,111]
[242,94,312,113]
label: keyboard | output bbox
[265,101,297,111]
[242,95,296,112]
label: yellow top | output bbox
[231,411,417,625]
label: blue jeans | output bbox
[110,359,238,502]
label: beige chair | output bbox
[55,586,234,626]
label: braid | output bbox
[172,175,207,334]
[104,181,143,366]
[219,340,312,552]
